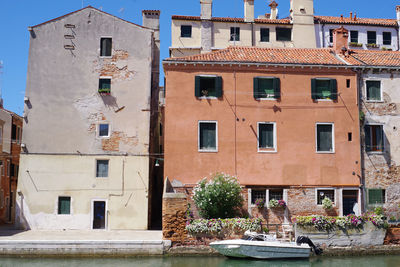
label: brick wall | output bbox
[162,194,189,245]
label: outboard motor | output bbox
[296,236,323,255]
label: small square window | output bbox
[311,78,337,100]
[383,32,391,45]
[276,28,291,41]
[366,81,381,101]
[58,196,71,215]
[253,77,280,99]
[195,76,222,98]
[367,31,376,44]
[365,125,384,152]
[99,79,111,94]
[368,189,385,205]
[316,124,334,153]
[230,27,240,41]
[258,123,276,152]
[98,124,109,137]
[269,189,283,201]
[317,190,335,205]
[199,122,217,152]
[251,190,266,204]
[346,79,351,88]
[181,25,192,38]
[260,28,270,42]
[96,160,109,178]
[350,31,358,43]
[100,38,112,57]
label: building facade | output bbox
[17,7,161,230]
[163,42,364,224]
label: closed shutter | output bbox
[58,197,71,214]
[311,79,317,100]
[364,126,372,151]
[215,76,223,97]
[273,78,281,99]
[330,79,338,100]
[368,189,384,204]
[253,78,259,98]
[195,76,201,97]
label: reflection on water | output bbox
[0,255,399,267]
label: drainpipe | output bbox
[357,68,366,214]
[321,22,326,48]
[251,23,255,46]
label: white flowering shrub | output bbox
[322,197,333,210]
[186,218,262,236]
[193,173,244,219]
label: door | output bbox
[92,201,106,229]
[343,190,358,216]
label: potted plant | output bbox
[349,42,363,47]
[269,199,286,209]
[366,43,379,48]
[322,197,333,210]
[254,198,265,209]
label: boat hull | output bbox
[210,240,311,259]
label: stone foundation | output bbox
[162,193,190,245]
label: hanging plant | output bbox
[269,199,286,209]
[254,198,265,209]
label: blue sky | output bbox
[0,0,398,115]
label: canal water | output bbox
[0,255,399,267]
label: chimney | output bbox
[244,0,255,22]
[269,1,279,20]
[396,6,400,22]
[350,12,353,20]
[201,0,213,20]
[333,26,349,55]
[290,0,316,48]
[142,10,160,42]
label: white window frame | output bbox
[198,120,218,152]
[365,79,383,103]
[97,122,111,138]
[249,188,267,207]
[315,123,335,154]
[364,123,385,154]
[56,196,72,216]
[257,122,277,153]
[197,75,219,100]
[99,36,113,58]
[91,199,108,230]
[254,77,278,100]
[315,188,336,207]
[95,159,110,178]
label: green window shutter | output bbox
[368,189,384,204]
[58,197,71,215]
[330,79,338,100]
[253,77,259,98]
[311,79,317,100]
[195,76,201,97]
[215,76,223,97]
[364,126,372,151]
[273,78,281,99]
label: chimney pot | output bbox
[350,12,353,19]
[333,26,349,55]
[396,6,400,22]
[269,1,279,20]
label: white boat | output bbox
[210,232,317,259]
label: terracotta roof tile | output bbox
[350,50,400,66]
[315,16,397,27]
[171,15,290,24]
[165,46,346,65]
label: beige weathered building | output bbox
[17,7,162,230]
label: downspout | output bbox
[357,68,366,214]
[234,71,237,176]
[251,23,255,46]
[321,22,326,48]
[397,24,400,51]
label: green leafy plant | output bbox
[193,173,244,219]
[374,206,384,216]
[349,42,363,47]
[186,218,262,236]
[322,197,333,210]
[269,199,286,208]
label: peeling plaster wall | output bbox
[361,71,400,217]
[0,110,11,154]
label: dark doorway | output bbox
[93,201,106,229]
[343,190,358,216]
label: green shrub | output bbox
[193,173,244,219]
[322,197,333,210]
[186,218,262,236]
[374,206,384,215]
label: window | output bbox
[311,78,337,100]
[366,81,381,101]
[100,38,112,57]
[346,79,351,88]
[230,27,240,41]
[329,29,334,43]
[195,76,222,98]
[96,160,109,177]
[350,31,358,43]
[316,124,334,153]
[10,164,14,178]
[276,28,291,41]
[0,161,3,176]
[159,123,163,137]
[251,190,266,204]
[58,196,71,215]
[383,32,391,45]
[258,122,276,152]
[368,189,385,205]
[260,28,270,42]
[17,127,22,143]
[198,121,217,152]
[269,189,283,201]
[11,124,16,142]
[317,189,335,205]
[365,125,384,152]
[253,77,280,99]
[99,78,111,94]
[348,132,352,142]
[367,31,376,44]
[98,124,110,137]
[181,25,192,38]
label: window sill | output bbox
[180,36,192,39]
[316,204,336,207]
[255,98,278,101]
[316,151,335,154]
[315,99,334,102]
[365,100,384,103]
[197,97,219,100]
[366,151,385,155]
[57,214,72,216]
[99,56,112,59]
[96,177,109,179]
[97,135,111,139]
[198,149,218,153]
[258,149,277,153]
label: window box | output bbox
[366,43,379,48]
[349,42,363,47]
[381,47,392,51]
[311,78,337,101]
[98,88,111,95]
[253,77,280,100]
[99,78,111,95]
[195,75,222,98]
